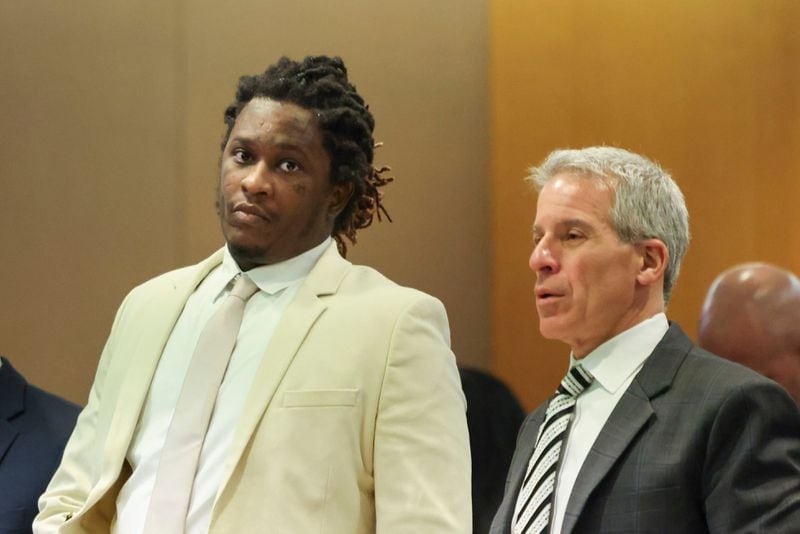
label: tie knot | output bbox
[557,364,594,397]
[230,274,259,301]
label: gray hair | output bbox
[528,146,690,304]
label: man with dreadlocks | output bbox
[34,56,471,534]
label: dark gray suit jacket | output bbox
[490,323,800,533]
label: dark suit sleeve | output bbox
[703,380,800,532]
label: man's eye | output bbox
[232,149,252,163]
[278,160,300,172]
[566,232,583,241]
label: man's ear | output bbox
[636,239,669,288]
[329,181,355,218]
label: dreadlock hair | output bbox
[221,55,393,256]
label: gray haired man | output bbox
[491,146,800,533]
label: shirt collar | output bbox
[570,313,669,395]
[217,237,333,297]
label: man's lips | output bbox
[231,203,270,223]
[535,287,564,300]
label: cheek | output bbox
[291,180,308,195]
[221,169,239,191]
[577,260,630,308]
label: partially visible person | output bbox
[0,356,80,533]
[699,262,800,403]
[459,368,525,534]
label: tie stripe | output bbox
[512,364,595,534]
[519,491,554,534]
[558,365,593,396]
[523,428,566,486]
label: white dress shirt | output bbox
[550,313,669,534]
[113,238,331,534]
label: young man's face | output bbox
[529,173,644,357]
[218,97,350,270]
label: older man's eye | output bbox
[566,231,584,241]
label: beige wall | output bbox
[0,1,490,404]
[490,0,800,409]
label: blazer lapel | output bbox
[561,323,692,534]
[100,250,225,480]
[0,360,24,464]
[216,243,350,496]
[561,380,654,533]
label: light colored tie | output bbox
[512,364,594,534]
[143,274,259,533]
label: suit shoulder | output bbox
[12,382,80,447]
[655,342,797,422]
[25,384,81,418]
[127,261,208,295]
[681,344,781,391]
[121,250,222,302]
[650,324,782,398]
[339,263,443,308]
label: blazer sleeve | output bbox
[33,292,133,533]
[703,380,800,532]
[373,294,472,533]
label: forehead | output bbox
[534,172,615,228]
[231,97,320,143]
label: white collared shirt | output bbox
[113,238,331,534]
[550,313,669,534]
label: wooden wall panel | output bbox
[490,0,800,409]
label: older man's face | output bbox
[529,173,644,357]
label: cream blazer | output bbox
[34,244,472,533]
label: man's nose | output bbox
[241,162,272,195]
[529,238,558,274]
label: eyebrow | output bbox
[533,218,594,233]
[228,135,311,156]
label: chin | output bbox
[537,321,560,341]
[537,317,572,344]
[224,224,267,252]
[226,239,269,265]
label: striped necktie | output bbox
[512,364,595,534]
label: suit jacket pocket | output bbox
[282,389,359,407]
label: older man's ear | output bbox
[636,238,669,289]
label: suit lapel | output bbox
[101,251,225,474]
[561,380,654,533]
[216,243,350,496]
[0,359,24,464]
[562,323,692,534]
